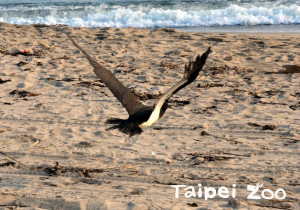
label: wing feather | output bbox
[68,35,145,116]
[155,47,211,108]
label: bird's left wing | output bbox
[153,47,211,112]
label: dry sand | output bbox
[0,22,299,209]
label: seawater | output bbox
[0,0,299,28]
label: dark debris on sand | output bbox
[0,77,11,84]
[197,83,227,88]
[36,162,104,178]
[76,80,105,88]
[265,64,300,74]
[206,65,254,75]
[17,61,28,67]
[289,102,300,110]
[182,152,238,165]
[132,91,161,100]
[132,91,191,106]
[160,61,181,69]
[9,49,45,57]
[247,122,276,130]
[46,77,78,82]
[9,90,39,98]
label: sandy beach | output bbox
[0,22,299,209]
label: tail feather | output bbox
[106,118,125,124]
[105,118,143,137]
[105,125,120,131]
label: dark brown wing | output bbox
[68,34,145,116]
[154,47,211,107]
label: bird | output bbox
[68,34,211,136]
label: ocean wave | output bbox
[0,4,299,28]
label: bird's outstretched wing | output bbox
[68,35,145,116]
[149,47,211,120]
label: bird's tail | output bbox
[105,118,125,131]
[105,118,143,137]
[106,118,125,125]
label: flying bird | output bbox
[68,35,211,136]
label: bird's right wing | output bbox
[68,35,145,116]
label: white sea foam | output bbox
[0,4,299,28]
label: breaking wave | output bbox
[0,3,299,28]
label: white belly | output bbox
[140,104,162,127]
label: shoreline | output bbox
[1,21,300,34]
[178,24,300,33]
